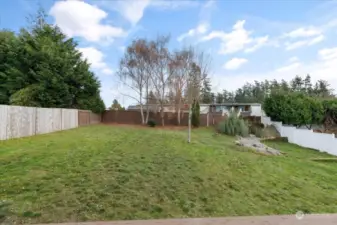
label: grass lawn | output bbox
[1,125,337,224]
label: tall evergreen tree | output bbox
[215,92,224,103]
[0,9,105,113]
[304,74,312,94]
[200,78,212,103]
[191,99,200,127]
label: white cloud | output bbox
[101,0,198,26]
[177,1,214,42]
[77,47,113,75]
[289,56,299,62]
[319,47,337,60]
[177,23,209,42]
[150,0,200,10]
[201,20,269,54]
[281,25,324,51]
[115,0,151,25]
[245,35,269,53]
[276,62,301,72]
[275,56,301,72]
[102,68,114,75]
[223,58,248,70]
[285,34,324,50]
[49,0,125,42]
[284,27,321,38]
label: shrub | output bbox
[147,119,156,127]
[191,100,200,127]
[263,92,324,128]
[218,112,249,137]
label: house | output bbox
[208,103,263,117]
[127,104,187,113]
[127,102,263,117]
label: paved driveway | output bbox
[36,214,337,225]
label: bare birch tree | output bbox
[147,35,172,126]
[117,39,150,124]
[169,48,194,125]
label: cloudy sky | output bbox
[1,0,337,107]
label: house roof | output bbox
[128,102,261,109]
[208,103,261,106]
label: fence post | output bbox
[34,107,38,135]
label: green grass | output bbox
[1,125,337,224]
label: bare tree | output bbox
[117,39,150,124]
[169,48,194,125]
[186,48,212,142]
[147,35,172,126]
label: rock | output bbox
[234,136,282,156]
[235,141,243,146]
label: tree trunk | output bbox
[188,103,192,143]
[145,107,150,124]
[160,107,165,126]
[177,105,181,125]
[145,82,149,124]
[140,104,145,124]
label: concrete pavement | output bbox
[35,214,337,225]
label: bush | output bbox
[191,100,200,127]
[263,92,324,128]
[147,119,156,127]
[218,112,249,137]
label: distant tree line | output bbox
[0,9,105,113]
[200,74,334,104]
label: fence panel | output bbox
[90,112,101,124]
[52,108,62,131]
[62,109,78,130]
[0,105,85,141]
[36,108,54,134]
[78,110,90,126]
[6,106,36,139]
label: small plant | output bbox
[217,112,249,137]
[147,119,156,127]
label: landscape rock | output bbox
[235,136,282,155]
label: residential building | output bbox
[127,102,263,117]
[209,103,263,117]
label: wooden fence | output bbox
[0,105,100,141]
[78,110,101,126]
[102,110,261,127]
[103,110,211,126]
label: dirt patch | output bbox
[103,123,188,131]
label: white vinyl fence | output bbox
[0,105,78,141]
[262,116,337,156]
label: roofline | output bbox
[208,103,261,106]
[128,102,261,108]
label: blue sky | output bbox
[1,0,337,107]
